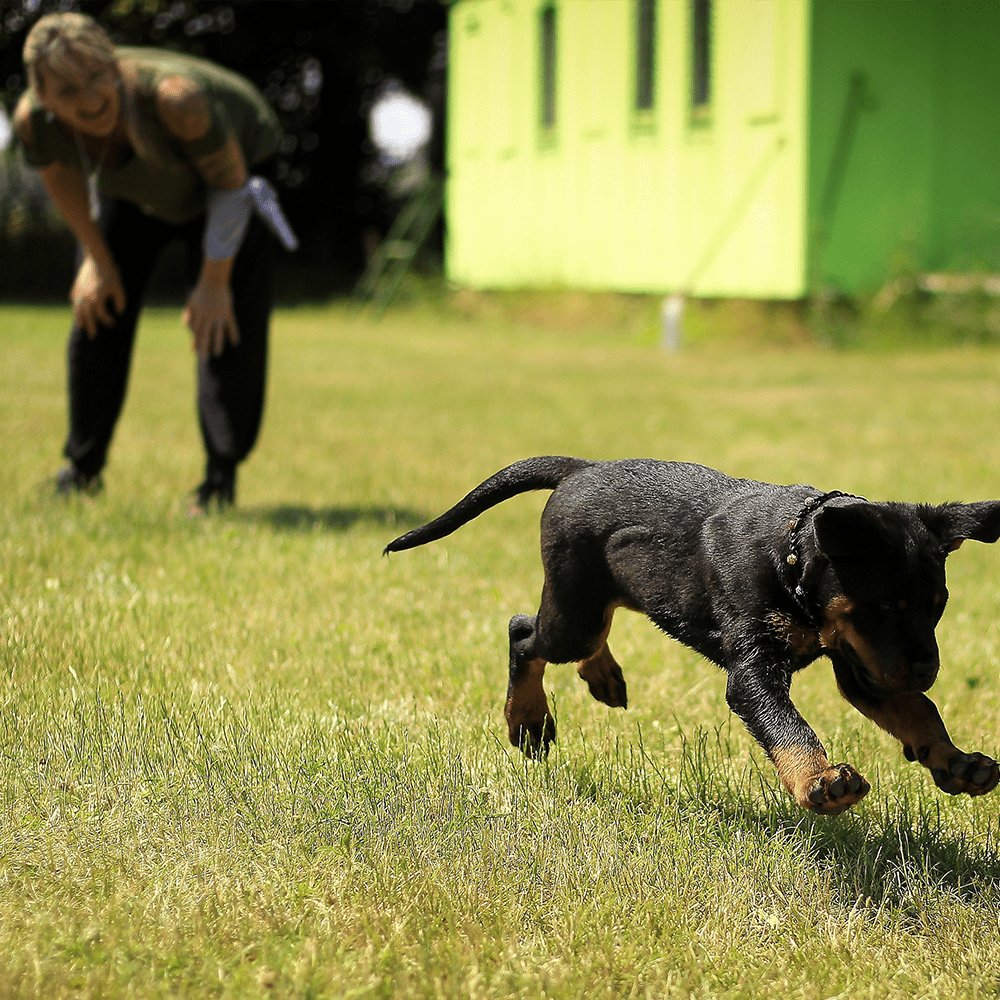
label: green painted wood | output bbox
[447,0,1000,299]
[809,0,1000,295]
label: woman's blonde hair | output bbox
[23,12,116,95]
[22,11,159,162]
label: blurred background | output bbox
[0,0,448,301]
[4,0,1000,348]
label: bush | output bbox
[0,150,76,300]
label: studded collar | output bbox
[785,489,867,623]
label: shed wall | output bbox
[808,0,1000,293]
[446,0,810,297]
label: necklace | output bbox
[73,130,108,222]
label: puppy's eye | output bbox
[878,601,893,614]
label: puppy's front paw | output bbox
[931,751,999,797]
[804,763,870,815]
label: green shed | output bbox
[445,0,1000,299]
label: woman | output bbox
[14,12,296,511]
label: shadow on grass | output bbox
[667,726,1000,909]
[732,790,1000,911]
[240,504,427,535]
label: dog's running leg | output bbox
[505,613,555,755]
[725,654,870,815]
[831,662,1000,798]
[506,569,629,754]
[575,604,628,709]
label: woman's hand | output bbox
[71,254,126,337]
[183,263,239,359]
[32,158,125,338]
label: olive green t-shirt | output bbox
[19,47,281,224]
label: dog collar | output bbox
[786,491,857,568]
[786,489,867,618]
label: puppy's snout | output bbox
[910,660,939,690]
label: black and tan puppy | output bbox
[385,457,1000,814]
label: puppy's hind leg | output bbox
[505,613,555,755]
[575,604,628,709]
[506,573,628,754]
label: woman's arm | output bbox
[15,102,125,336]
[157,76,247,359]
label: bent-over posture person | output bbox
[14,12,297,512]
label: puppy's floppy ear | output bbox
[813,503,888,563]
[918,501,1000,551]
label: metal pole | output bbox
[660,293,684,353]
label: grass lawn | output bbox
[3,299,1000,998]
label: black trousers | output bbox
[64,198,275,481]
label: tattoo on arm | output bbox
[156,76,212,142]
[156,76,247,191]
[195,134,247,190]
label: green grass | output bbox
[4,299,1000,998]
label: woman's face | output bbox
[35,59,120,137]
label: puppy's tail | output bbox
[384,456,593,554]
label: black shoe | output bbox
[187,468,235,516]
[54,465,103,497]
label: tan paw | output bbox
[506,713,555,757]
[802,763,870,815]
[931,751,999,797]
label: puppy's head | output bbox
[813,500,1000,694]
